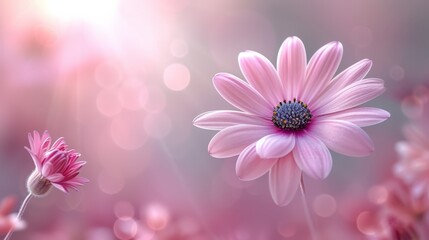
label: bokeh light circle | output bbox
[163,63,191,91]
[113,217,138,240]
[143,203,170,231]
[312,194,337,218]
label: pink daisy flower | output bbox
[25,130,88,196]
[194,36,389,206]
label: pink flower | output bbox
[394,123,429,212]
[194,36,389,206]
[25,131,88,195]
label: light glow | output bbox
[37,0,119,27]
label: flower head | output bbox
[25,131,88,196]
[194,36,389,206]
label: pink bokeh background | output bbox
[0,0,428,239]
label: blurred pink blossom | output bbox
[394,123,429,213]
[0,196,25,235]
[25,130,88,195]
[194,36,389,206]
[359,180,426,240]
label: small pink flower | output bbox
[25,130,88,196]
[194,36,389,206]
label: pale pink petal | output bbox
[293,134,332,179]
[25,147,42,171]
[310,120,374,157]
[193,110,270,130]
[46,173,65,182]
[66,176,90,185]
[238,51,283,106]
[277,36,306,100]
[52,183,68,193]
[314,78,385,115]
[213,73,272,116]
[318,107,390,127]
[311,59,372,110]
[255,133,295,159]
[302,41,343,105]
[269,153,301,206]
[208,125,275,158]
[41,162,53,177]
[236,143,278,181]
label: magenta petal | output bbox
[310,120,374,157]
[277,36,306,100]
[293,134,332,180]
[319,107,390,127]
[256,133,295,159]
[208,125,275,158]
[303,41,343,105]
[236,143,278,181]
[238,51,283,106]
[193,110,270,130]
[213,73,272,116]
[269,154,301,206]
[315,78,385,115]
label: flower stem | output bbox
[3,193,32,240]
[300,177,318,240]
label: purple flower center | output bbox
[272,98,312,131]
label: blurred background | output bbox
[0,0,428,239]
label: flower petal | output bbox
[311,59,372,111]
[293,134,332,180]
[236,143,278,181]
[310,120,374,157]
[213,73,273,116]
[46,173,65,182]
[269,153,301,206]
[314,78,385,116]
[52,183,68,193]
[303,41,343,105]
[319,107,390,127]
[208,125,275,158]
[256,133,295,159]
[193,110,270,130]
[238,51,283,106]
[277,36,306,100]
[41,162,54,177]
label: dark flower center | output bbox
[272,98,312,131]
